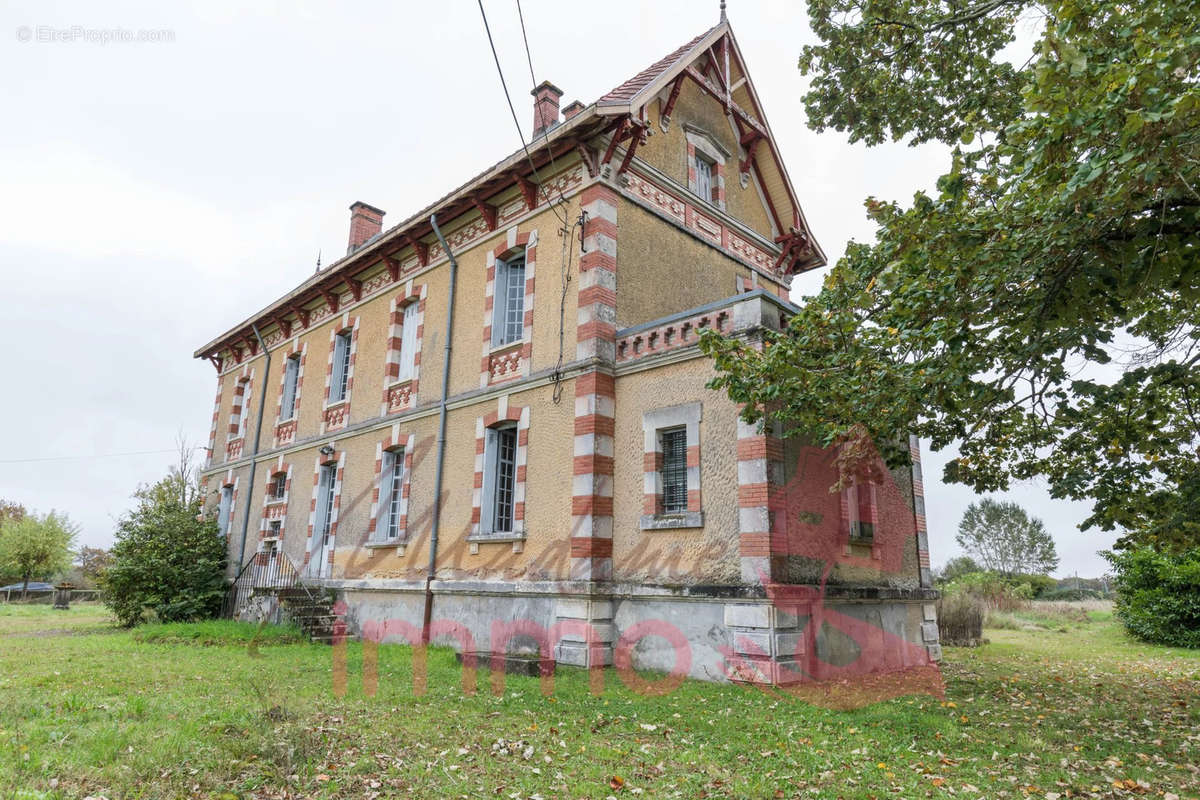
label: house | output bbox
[194,16,940,684]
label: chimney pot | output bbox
[347,201,385,254]
[562,100,585,120]
[531,80,564,138]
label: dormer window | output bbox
[685,126,729,211]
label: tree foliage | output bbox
[701,0,1200,549]
[956,498,1059,574]
[0,511,78,596]
[934,555,982,584]
[103,464,226,628]
[1105,546,1200,647]
[76,546,113,579]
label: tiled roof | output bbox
[597,25,718,105]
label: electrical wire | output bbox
[0,447,207,465]
[551,210,586,404]
[515,0,565,190]
[475,0,568,226]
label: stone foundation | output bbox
[329,578,940,685]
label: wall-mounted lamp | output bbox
[320,445,335,456]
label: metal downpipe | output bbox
[422,214,457,644]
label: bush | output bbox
[1105,547,1200,648]
[104,472,227,628]
[1040,587,1102,602]
[937,589,984,646]
[945,571,1032,612]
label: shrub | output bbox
[946,571,1031,612]
[1105,547,1200,648]
[104,472,226,628]
[937,589,984,646]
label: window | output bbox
[236,380,252,439]
[266,520,281,539]
[217,486,234,537]
[695,155,713,202]
[281,355,300,420]
[330,331,351,402]
[491,256,526,347]
[659,427,688,513]
[315,464,336,543]
[269,473,287,501]
[846,484,876,542]
[640,403,703,530]
[397,302,418,381]
[482,424,518,534]
[377,448,406,541]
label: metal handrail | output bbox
[221,548,325,619]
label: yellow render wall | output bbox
[635,80,778,241]
[610,358,742,585]
[616,200,756,329]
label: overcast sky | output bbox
[0,0,1116,577]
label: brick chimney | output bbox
[531,80,564,138]
[347,201,385,254]
[562,100,585,121]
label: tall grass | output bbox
[936,591,984,646]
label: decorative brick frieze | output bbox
[622,170,781,282]
[616,308,731,364]
[380,282,427,416]
[480,229,537,388]
[322,313,359,434]
[367,423,415,546]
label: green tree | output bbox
[1105,546,1200,647]
[75,546,113,581]
[935,555,982,584]
[956,499,1059,575]
[700,0,1199,550]
[0,511,78,597]
[103,448,226,627]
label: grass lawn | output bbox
[1,602,1197,799]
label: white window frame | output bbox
[397,302,418,381]
[330,331,351,403]
[217,486,234,537]
[268,472,287,502]
[491,256,526,348]
[695,155,713,202]
[375,448,406,542]
[236,380,252,439]
[314,464,336,544]
[280,355,300,420]
[481,423,518,535]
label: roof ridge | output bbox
[596,24,720,106]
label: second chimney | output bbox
[531,80,563,139]
[562,100,585,121]
[347,201,385,254]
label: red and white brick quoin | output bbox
[571,184,619,582]
[736,416,786,584]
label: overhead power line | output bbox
[475,0,567,226]
[0,447,206,465]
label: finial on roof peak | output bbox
[720,0,727,21]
